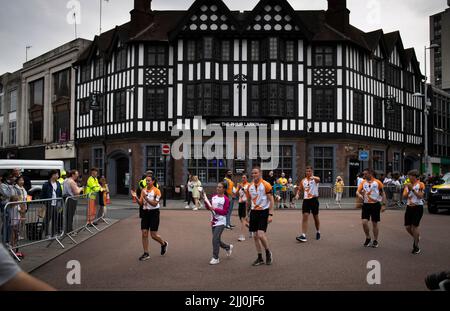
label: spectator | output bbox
[273,179,283,209]
[85,168,101,227]
[266,171,276,186]
[62,170,84,234]
[335,176,344,205]
[184,171,192,204]
[277,173,288,209]
[1,172,16,244]
[287,178,296,209]
[0,244,55,291]
[97,176,110,221]
[13,176,28,243]
[41,170,63,238]
[11,168,31,193]
[58,170,67,191]
[185,175,194,209]
[191,176,202,211]
[8,195,22,259]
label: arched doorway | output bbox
[107,151,131,196]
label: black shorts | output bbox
[362,203,381,222]
[302,198,320,215]
[405,205,424,227]
[238,202,247,219]
[141,209,160,231]
[281,191,287,200]
[249,209,269,233]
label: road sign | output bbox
[359,150,369,162]
[161,144,171,156]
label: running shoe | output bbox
[316,232,321,240]
[209,258,220,265]
[363,238,372,247]
[226,245,234,257]
[161,241,168,256]
[238,235,245,242]
[265,251,273,265]
[252,257,265,266]
[296,235,307,243]
[372,240,379,248]
[185,205,190,209]
[139,253,150,261]
[412,245,421,255]
[193,207,198,211]
[225,226,232,230]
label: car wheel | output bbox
[428,204,438,214]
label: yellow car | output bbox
[428,173,450,214]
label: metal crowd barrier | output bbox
[320,185,406,209]
[0,191,109,261]
[274,185,407,210]
[1,198,65,262]
[62,192,109,244]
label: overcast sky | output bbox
[0,0,447,76]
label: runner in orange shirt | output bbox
[295,166,321,242]
[356,168,387,248]
[402,169,425,254]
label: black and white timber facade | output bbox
[74,0,425,195]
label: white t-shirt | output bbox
[51,182,58,206]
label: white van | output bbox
[0,159,65,199]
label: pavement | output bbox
[30,207,450,291]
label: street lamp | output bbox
[414,43,439,176]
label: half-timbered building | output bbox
[74,0,425,195]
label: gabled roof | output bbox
[241,0,313,39]
[74,0,421,69]
[383,31,407,67]
[404,48,423,77]
[168,0,241,40]
[363,29,388,57]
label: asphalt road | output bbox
[31,208,450,291]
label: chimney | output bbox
[326,0,350,32]
[130,0,153,29]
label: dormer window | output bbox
[314,46,334,67]
[147,46,166,66]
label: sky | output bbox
[0,0,448,76]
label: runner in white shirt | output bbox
[132,176,168,261]
[295,166,321,242]
[402,170,425,255]
[246,167,274,266]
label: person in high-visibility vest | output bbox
[85,168,102,226]
[58,170,66,191]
